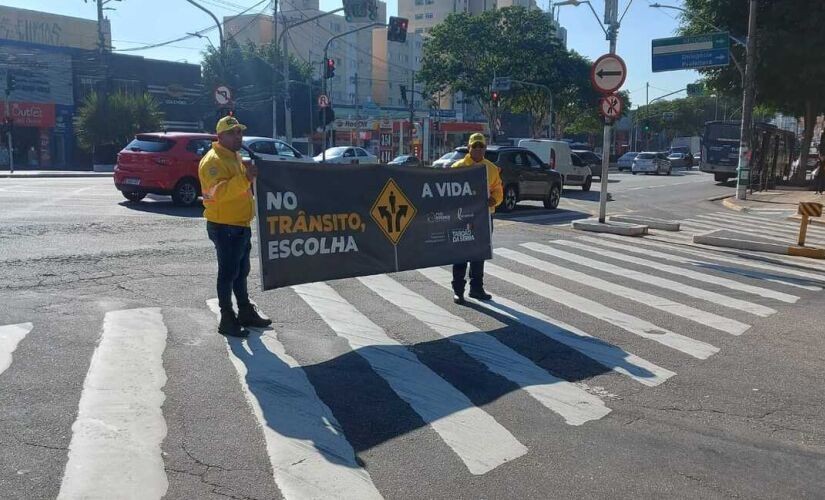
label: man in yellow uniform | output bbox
[200,115,271,337]
[451,132,503,304]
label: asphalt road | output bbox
[1,168,824,500]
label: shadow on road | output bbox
[495,207,591,225]
[118,198,203,218]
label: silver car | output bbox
[242,137,315,163]
[313,146,380,165]
[431,149,465,169]
[617,151,638,171]
[632,152,672,175]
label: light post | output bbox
[321,22,386,163]
[650,2,756,200]
[556,0,631,223]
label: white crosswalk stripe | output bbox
[358,274,613,426]
[703,212,825,243]
[570,235,799,303]
[526,239,775,317]
[682,219,804,247]
[511,244,750,335]
[290,284,528,475]
[483,263,719,359]
[0,323,32,376]
[206,299,384,499]
[597,233,824,291]
[418,267,675,387]
[58,308,169,500]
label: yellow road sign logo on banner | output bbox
[370,179,417,245]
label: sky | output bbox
[5,0,699,109]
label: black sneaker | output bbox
[218,311,247,338]
[469,289,492,301]
[453,293,465,305]
[237,304,272,328]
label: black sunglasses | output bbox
[470,143,486,149]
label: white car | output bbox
[242,137,315,163]
[518,139,593,190]
[632,152,671,175]
[314,146,380,165]
[431,150,465,169]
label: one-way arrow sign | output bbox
[591,53,627,94]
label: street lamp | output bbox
[184,0,224,55]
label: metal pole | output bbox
[322,49,328,163]
[736,0,757,201]
[283,29,291,141]
[409,70,415,154]
[273,0,279,139]
[4,93,12,174]
[598,25,617,223]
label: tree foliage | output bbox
[75,92,162,151]
[680,0,825,181]
[418,7,615,138]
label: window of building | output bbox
[425,13,433,19]
[415,28,424,34]
[415,0,424,4]
[415,13,423,19]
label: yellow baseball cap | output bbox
[216,115,247,134]
[468,132,487,147]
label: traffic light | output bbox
[324,58,336,79]
[5,71,16,94]
[343,0,378,22]
[491,91,500,107]
[387,16,409,43]
[399,84,408,105]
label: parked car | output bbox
[455,145,563,212]
[242,137,315,163]
[517,139,592,190]
[431,150,465,169]
[313,146,379,164]
[388,154,423,167]
[573,149,602,177]
[114,132,217,206]
[667,151,693,169]
[617,151,638,171]
[632,152,672,175]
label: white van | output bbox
[518,139,593,191]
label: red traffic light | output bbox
[491,91,499,101]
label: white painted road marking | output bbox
[597,232,823,291]
[358,274,612,426]
[419,267,675,387]
[574,235,799,304]
[483,263,719,360]
[0,323,33,375]
[292,284,527,475]
[543,239,775,317]
[58,308,169,500]
[207,300,384,500]
[510,245,749,335]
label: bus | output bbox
[701,121,796,187]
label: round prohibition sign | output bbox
[214,85,232,106]
[590,53,627,94]
[317,94,330,108]
[599,93,623,119]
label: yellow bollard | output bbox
[798,214,809,246]
[797,202,823,247]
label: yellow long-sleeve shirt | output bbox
[451,154,504,213]
[198,142,254,227]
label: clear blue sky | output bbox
[6,0,698,108]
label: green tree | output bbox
[200,40,314,136]
[419,6,594,138]
[75,91,162,153]
[680,0,825,182]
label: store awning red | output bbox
[1,102,56,128]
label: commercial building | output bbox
[0,6,206,169]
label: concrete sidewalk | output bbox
[722,189,825,226]
[0,170,113,178]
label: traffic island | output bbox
[693,229,825,259]
[608,215,680,231]
[572,219,648,236]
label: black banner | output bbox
[254,161,492,290]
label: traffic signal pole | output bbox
[598,15,619,223]
[735,0,757,201]
[321,22,385,163]
[4,82,12,174]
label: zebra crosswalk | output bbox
[2,209,825,499]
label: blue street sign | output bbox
[652,33,730,73]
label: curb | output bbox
[721,197,746,212]
[572,219,648,236]
[707,194,733,202]
[0,172,113,178]
[608,215,679,231]
[694,232,825,259]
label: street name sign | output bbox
[652,33,730,73]
[590,54,627,94]
[599,93,622,120]
[492,77,512,91]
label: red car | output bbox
[114,132,216,206]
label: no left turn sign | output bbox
[591,54,627,94]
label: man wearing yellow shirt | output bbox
[450,133,503,304]
[200,115,271,337]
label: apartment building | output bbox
[371,29,424,110]
[223,0,387,112]
[400,0,538,34]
